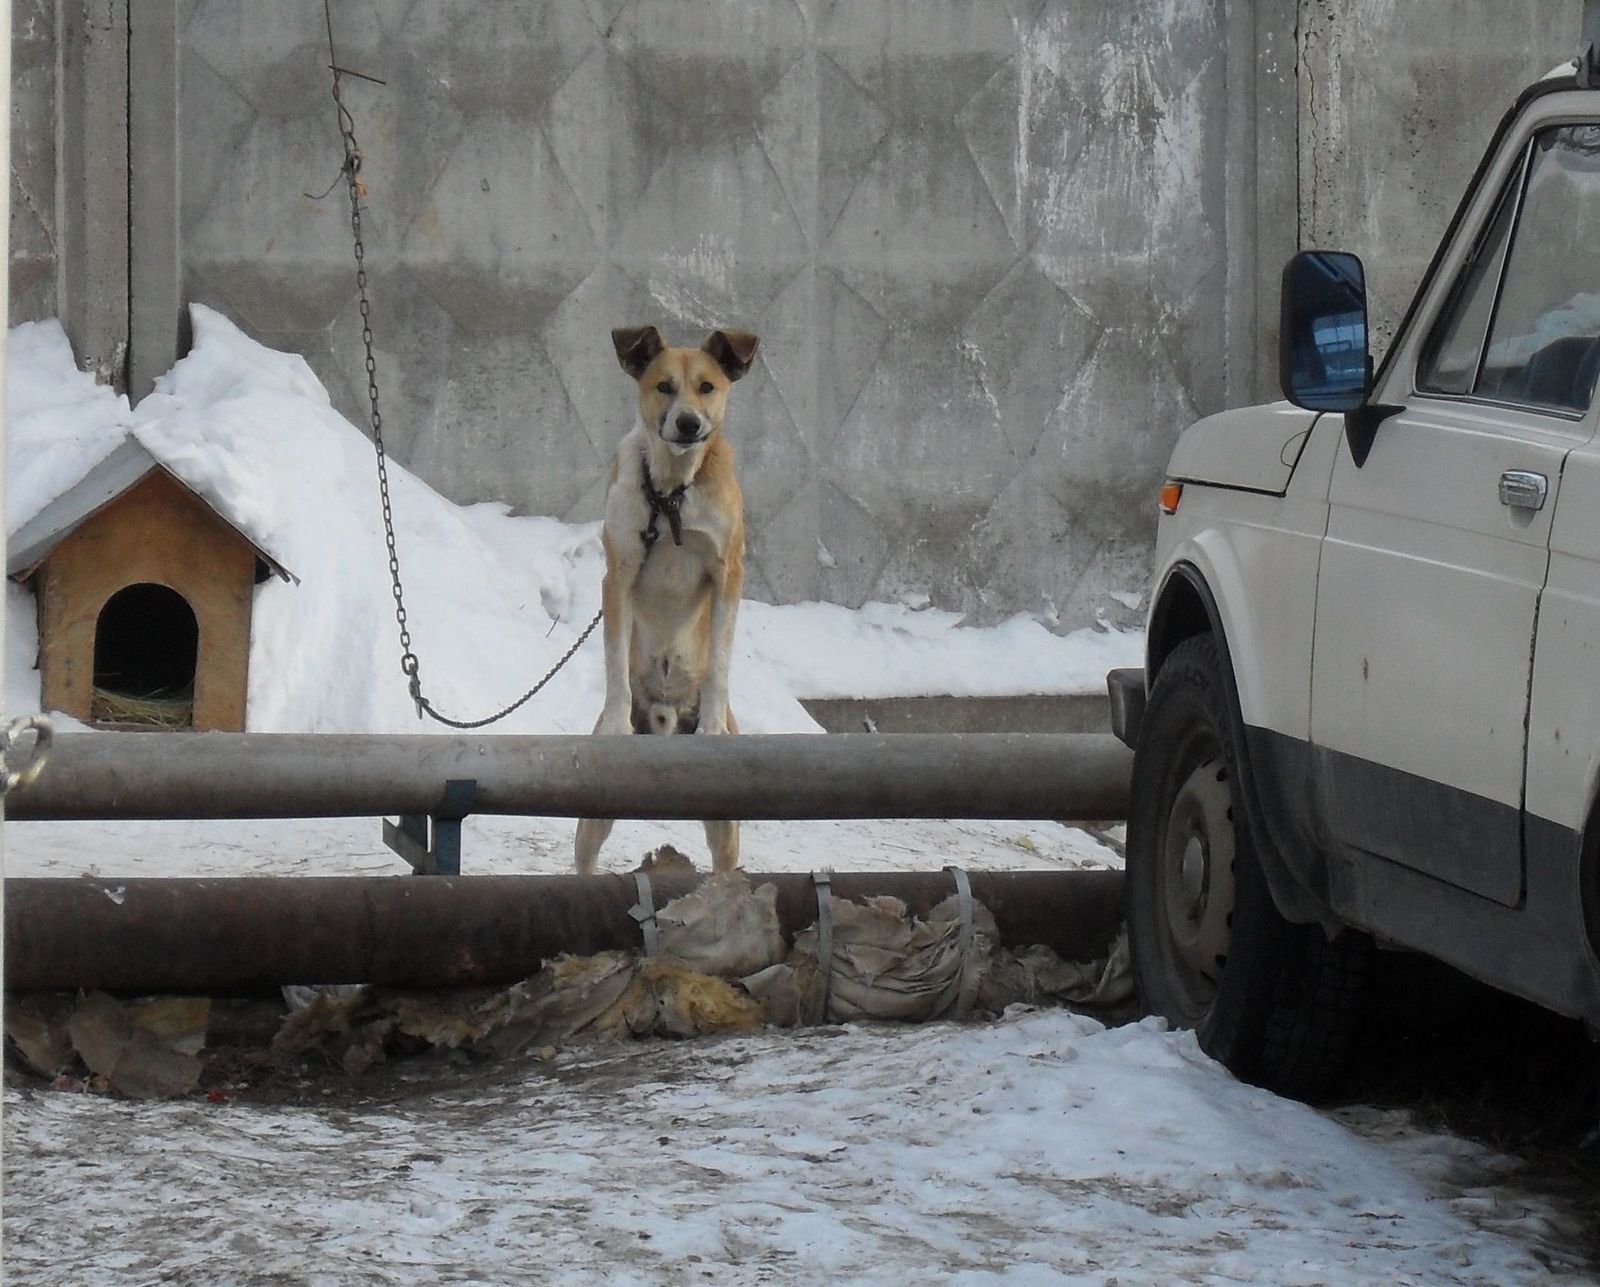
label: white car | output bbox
[1109,51,1600,1098]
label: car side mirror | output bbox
[1279,251,1373,414]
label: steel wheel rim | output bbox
[1161,752,1237,1010]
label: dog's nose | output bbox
[675,413,702,439]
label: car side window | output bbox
[1417,172,1519,396]
[1419,124,1600,416]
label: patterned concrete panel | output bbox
[542,263,654,469]
[328,272,454,462]
[1039,329,1200,506]
[545,48,657,251]
[758,54,821,251]
[409,328,601,516]
[744,476,822,606]
[391,1,594,117]
[952,469,1123,626]
[1022,4,1227,325]
[816,55,890,242]
[184,0,387,118]
[816,476,895,607]
[402,113,597,333]
[749,264,819,467]
[823,136,1021,290]
[176,53,257,237]
[606,0,808,116]
[815,2,1019,126]
[959,260,1101,464]
[616,131,810,298]
[815,268,890,448]
[722,362,812,530]
[833,320,1013,509]
[183,108,366,335]
[171,0,1235,626]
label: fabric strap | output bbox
[629,871,660,957]
[944,865,979,1019]
[812,871,834,1022]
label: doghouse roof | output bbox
[7,436,294,583]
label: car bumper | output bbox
[1106,668,1146,749]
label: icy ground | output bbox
[3,312,1595,1282]
[6,1013,1591,1285]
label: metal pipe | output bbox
[6,732,1131,822]
[4,870,1125,993]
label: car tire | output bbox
[1126,633,1371,1100]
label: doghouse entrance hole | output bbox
[91,583,199,728]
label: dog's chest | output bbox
[634,522,717,605]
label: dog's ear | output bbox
[612,326,665,378]
[703,330,760,382]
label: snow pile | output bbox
[5,1009,1585,1283]
[5,308,1139,736]
[6,322,136,532]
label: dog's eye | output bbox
[656,380,675,395]
[699,381,715,395]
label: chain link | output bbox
[324,20,600,730]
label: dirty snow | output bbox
[3,313,1593,1282]
[6,1013,1589,1284]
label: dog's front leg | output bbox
[596,555,637,736]
[576,553,638,874]
[696,566,741,736]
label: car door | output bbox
[1310,113,1600,907]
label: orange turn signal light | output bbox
[1159,482,1183,515]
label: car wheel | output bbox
[1126,633,1371,1099]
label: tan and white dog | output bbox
[574,324,759,874]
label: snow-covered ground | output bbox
[3,313,1593,1282]
[8,1011,1592,1285]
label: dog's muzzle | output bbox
[671,412,706,446]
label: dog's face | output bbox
[612,326,759,453]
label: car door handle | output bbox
[1499,470,1548,511]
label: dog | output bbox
[574,324,759,875]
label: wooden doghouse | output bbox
[8,438,292,731]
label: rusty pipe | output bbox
[5,732,1131,823]
[4,870,1125,994]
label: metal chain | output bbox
[323,11,600,730]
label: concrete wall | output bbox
[1298,0,1581,352]
[9,0,58,323]
[15,0,1592,627]
[174,0,1239,628]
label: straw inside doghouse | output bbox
[90,686,194,729]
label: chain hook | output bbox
[0,714,54,795]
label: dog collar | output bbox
[640,456,688,550]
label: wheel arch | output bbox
[1147,540,1270,732]
[1148,564,1218,685]
[1147,561,1341,932]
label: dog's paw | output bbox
[596,707,632,736]
[696,718,729,736]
